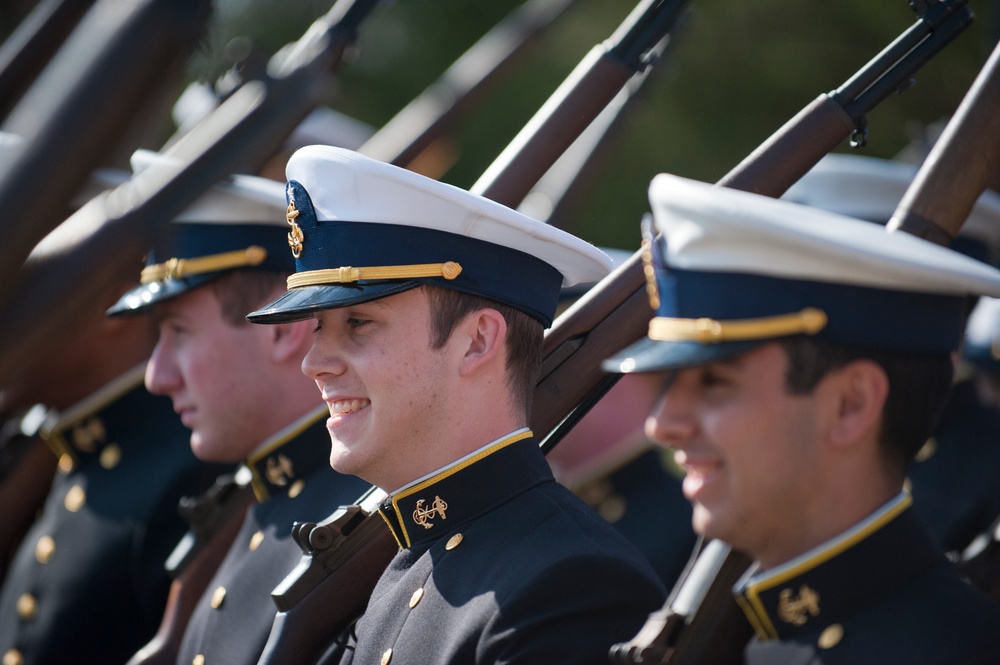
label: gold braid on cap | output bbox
[140,246,267,284]
[286,261,463,289]
[648,308,828,344]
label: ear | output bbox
[457,308,507,377]
[826,359,889,450]
[269,318,314,363]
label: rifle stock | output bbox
[358,0,578,171]
[0,0,211,309]
[0,0,380,388]
[471,0,687,207]
[887,36,1000,245]
[128,477,254,665]
[0,0,98,121]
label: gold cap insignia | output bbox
[265,454,295,487]
[640,214,660,311]
[412,495,448,529]
[287,200,305,258]
[778,585,821,625]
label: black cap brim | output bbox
[246,281,421,324]
[106,274,217,317]
[602,336,766,374]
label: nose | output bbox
[644,373,697,448]
[145,337,181,396]
[301,331,347,381]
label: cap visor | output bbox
[106,275,215,317]
[247,281,420,324]
[602,337,766,374]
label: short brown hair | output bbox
[423,286,543,420]
[778,337,953,476]
[209,270,289,326]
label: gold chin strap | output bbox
[286,261,463,289]
[140,246,267,284]
[648,307,828,344]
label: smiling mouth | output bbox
[329,399,370,416]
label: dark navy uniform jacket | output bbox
[324,430,666,665]
[176,407,368,665]
[0,367,224,665]
[909,379,1000,554]
[736,493,1000,665]
[573,447,697,589]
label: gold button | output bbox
[818,624,844,649]
[4,648,24,665]
[288,479,305,499]
[193,656,205,665]
[381,648,392,665]
[35,536,56,564]
[915,438,937,463]
[445,533,463,551]
[57,454,74,474]
[64,484,86,512]
[16,593,37,621]
[598,496,627,524]
[99,443,122,469]
[249,530,265,552]
[210,586,226,609]
[409,587,424,608]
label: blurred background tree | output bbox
[3,0,998,251]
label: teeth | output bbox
[331,399,369,415]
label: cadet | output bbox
[784,153,1000,553]
[107,152,369,664]
[247,145,667,664]
[604,173,1000,664]
[0,164,225,665]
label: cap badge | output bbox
[778,585,821,625]
[640,214,660,310]
[412,495,448,529]
[265,453,295,487]
[287,200,305,259]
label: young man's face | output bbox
[146,286,278,462]
[644,343,826,565]
[302,287,456,490]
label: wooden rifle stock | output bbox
[254,3,688,663]
[358,0,578,171]
[887,36,1000,245]
[0,0,211,308]
[0,0,97,121]
[0,0,380,386]
[128,475,255,665]
[471,0,688,207]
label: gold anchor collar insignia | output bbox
[777,585,821,625]
[412,496,448,529]
[287,200,305,258]
[265,453,295,487]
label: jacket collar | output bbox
[377,429,552,549]
[733,492,940,640]
[40,364,148,472]
[245,405,332,502]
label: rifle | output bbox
[127,473,255,665]
[358,0,578,173]
[929,39,1000,596]
[254,2,687,663]
[0,0,381,386]
[0,0,97,121]
[0,0,210,307]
